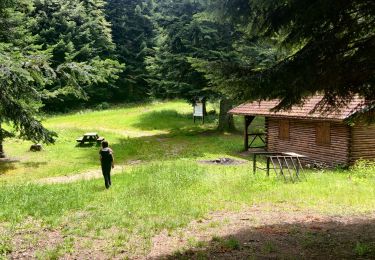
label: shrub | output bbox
[96,102,110,110]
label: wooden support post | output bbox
[244,116,255,151]
[244,117,249,151]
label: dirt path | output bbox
[39,160,142,184]
[5,206,375,259]
[147,206,375,259]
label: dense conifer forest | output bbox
[0,0,374,149]
[1,2,375,257]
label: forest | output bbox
[1,1,375,258]
[1,0,374,150]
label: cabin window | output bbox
[316,122,331,145]
[279,120,290,140]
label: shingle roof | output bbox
[229,96,371,121]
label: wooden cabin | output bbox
[229,96,375,167]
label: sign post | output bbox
[193,101,205,124]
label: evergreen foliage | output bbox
[0,0,56,157]
[204,0,375,111]
[106,0,155,101]
[1,0,374,156]
[31,0,124,111]
[146,0,237,103]
[146,0,206,102]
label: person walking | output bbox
[99,141,114,189]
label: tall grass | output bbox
[0,100,374,256]
[1,161,374,234]
[0,101,235,182]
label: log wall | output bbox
[266,118,350,167]
[350,124,375,162]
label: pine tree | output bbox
[0,0,56,158]
[31,0,124,111]
[146,0,206,102]
[146,0,239,130]
[206,0,375,112]
[105,0,155,101]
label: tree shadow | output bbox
[155,218,375,259]
[21,161,48,169]
[75,143,100,148]
[0,160,18,175]
[107,127,252,165]
[117,108,262,164]
[131,109,216,131]
[0,109,257,177]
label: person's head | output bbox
[101,140,109,148]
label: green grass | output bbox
[0,101,239,182]
[35,237,74,260]
[0,100,374,257]
[354,241,373,257]
[1,161,374,235]
[262,241,277,254]
[0,234,12,258]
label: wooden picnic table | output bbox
[76,133,104,145]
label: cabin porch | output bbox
[243,115,267,151]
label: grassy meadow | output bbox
[0,100,375,258]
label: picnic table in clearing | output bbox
[76,133,104,145]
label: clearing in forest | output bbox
[0,101,374,259]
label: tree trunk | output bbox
[0,124,5,158]
[203,102,207,116]
[0,143,4,158]
[217,98,235,132]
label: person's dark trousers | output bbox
[101,164,112,189]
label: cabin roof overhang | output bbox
[229,95,373,122]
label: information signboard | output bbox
[193,102,205,124]
[194,103,204,117]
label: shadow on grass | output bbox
[0,160,18,175]
[89,108,253,163]
[131,110,217,131]
[157,218,375,259]
[123,109,259,163]
[107,127,252,165]
[21,161,48,168]
[0,109,252,177]
[75,143,100,148]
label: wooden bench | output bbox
[76,133,104,145]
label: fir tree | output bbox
[147,0,239,130]
[31,0,124,111]
[0,0,56,158]
[206,0,375,112]
[146,0,206,102]
[106,0,155,101]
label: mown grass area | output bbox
[1,162,375,225]
[0,100,374,258]
[0,101,242,182]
